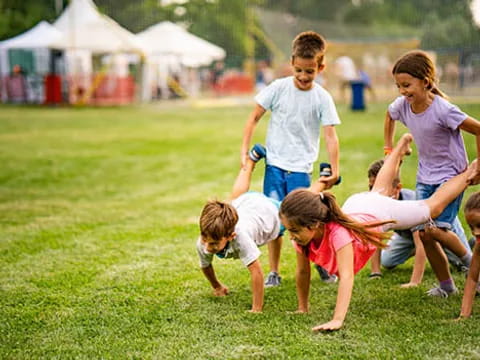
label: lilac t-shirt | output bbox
[388,95,468,184]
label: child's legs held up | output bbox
[230,157,257,200]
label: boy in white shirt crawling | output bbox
[196,145,284,313]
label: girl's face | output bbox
[394,72,430,106]
[465,209,480,241]
[281,216,324,246]
[291,56,323,91]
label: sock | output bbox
[440,278,456,293]
[461,253,472,267]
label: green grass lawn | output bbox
[1,101,480,359]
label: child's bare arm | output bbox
[459,243,480,318]
[401,231,426,288]
[459,116,480,185]
[201,264,229,296]
[384,112,396,152]
[312,243,354,332]
[240,104,266,168]
[322,125,340,189]
[295,251,311,313]
[247,259,264,312]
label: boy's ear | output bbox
[228,232,236,241]
[318,63,326,72]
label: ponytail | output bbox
[280,189,392,249]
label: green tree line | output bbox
[1,0,479,63]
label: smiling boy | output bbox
[240,31,341,285]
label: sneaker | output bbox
[426,286,458,298]
[322,274,338,284]
[368,272,383,280]
[264,271,281,287]
[315,264,338,283]
[249,144,266,162]
[319,162,342,185]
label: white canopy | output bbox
[0,21,64,49]
[52,0,143,54]
[137,21,225,67]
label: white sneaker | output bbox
[264,271,281,287]
[426,286,458,298]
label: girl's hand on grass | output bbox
[312,319,343,332]
[400,282,419,288]
[213,284,229,297]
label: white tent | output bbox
[0,21,65,77]
[0,21,64,50]
[137,21,225,67]
[52,0,143,54]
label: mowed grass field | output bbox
[1,101,480,359]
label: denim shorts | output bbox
[413,182,464,231]
[263,165,311,201]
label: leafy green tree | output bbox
[0,0,56,40]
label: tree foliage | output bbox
[1,0,479,62]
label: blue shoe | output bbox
[249,143,266,162]
[319,162,342,185]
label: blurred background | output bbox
[0,0,479,106]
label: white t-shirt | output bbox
[255,76,340,173]
[197,192,281,268]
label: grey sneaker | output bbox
[426,286,458,298]
[315,265,337,283]
[264,271,281,287]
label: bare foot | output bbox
[397,133,413,156]
[466,159,479,185]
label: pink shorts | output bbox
[341,191,431,231]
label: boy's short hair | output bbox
[199,200,238,241]
[292,31,326,66]
[367,159,400,188]
[464,192,480,213]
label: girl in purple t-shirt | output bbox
[384,50,480,298]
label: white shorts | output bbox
[341,191,431,231]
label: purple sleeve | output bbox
[444,103,468,130]
[387,97,405,122]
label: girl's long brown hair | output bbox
[280,189,392,248]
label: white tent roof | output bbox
[0,21,65,49]
[52,0,143,53]
[137,21,225,67]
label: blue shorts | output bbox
[413,182,464,231]
[263,165,311,201]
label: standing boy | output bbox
[240,31,341,285]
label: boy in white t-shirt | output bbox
[240,31,341,285]
[197,145,284,312]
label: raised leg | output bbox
[372,133,412,196]
[230,158,256,200]
[424,160,476,217]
